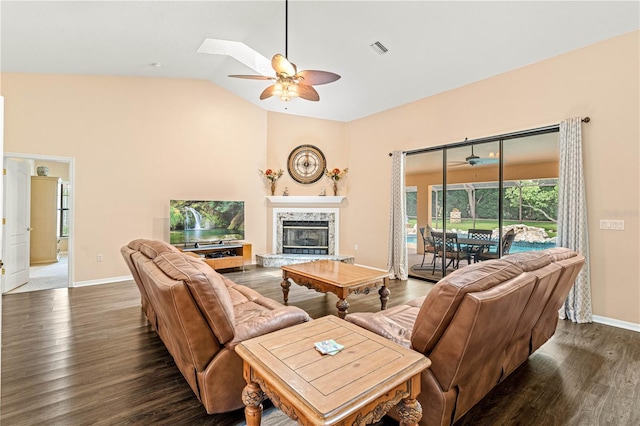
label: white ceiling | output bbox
[1,1,638,122]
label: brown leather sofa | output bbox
[346,247,585,426]
[121,239,310,414]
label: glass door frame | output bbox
[406,125,559,281]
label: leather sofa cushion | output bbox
[429,273,536,415]
[131,239,179,259]
[502,250,552,271]
[229,302,310,349]
[411,259,523,354]
[153,252,236,344]
[544,246,578,261]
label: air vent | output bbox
[370,41,388,55]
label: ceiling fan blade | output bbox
[260,85,277,100]
[473,158,500,165]
[229,75,274,80]
[297,70,341,85]
[272,54,296,76]
[297,84,320,101]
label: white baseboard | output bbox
[592,315,640,332]
[73,275,133,288]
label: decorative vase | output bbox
[332,181,338,196]
[270,182,276,196]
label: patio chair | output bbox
[431,231,467,273]
[466,228,493,263]
[477,229,516,261]
[418,227,436,267]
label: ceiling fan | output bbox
[449,144,500,167]
[228,0,340,102]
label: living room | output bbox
[1,1,639,425]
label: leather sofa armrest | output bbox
[227,305,310,349]
[346,298,424,348]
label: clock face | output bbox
[287,145,327,184]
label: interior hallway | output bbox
[6,254,68,294]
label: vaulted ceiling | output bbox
[1,1,638,122]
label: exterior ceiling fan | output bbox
[228,0,340,102]
[449,144,500,167]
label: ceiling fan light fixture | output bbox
[227,0,340,103]
[276,81,299,102]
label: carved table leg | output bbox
[397,396,422,426]
[242,381,266,426]
[336,298,349,319]
[281,277,291,305]
[379,280,390,311]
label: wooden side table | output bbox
[235,316,431,426]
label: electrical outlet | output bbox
[354,244,358,251]
[96,254,103,262]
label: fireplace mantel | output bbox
[266,196,346,204]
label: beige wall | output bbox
[343,31,640,324]
[266,112,347,196]
[2,74,268,282]
[1,31,638,324]
[264,112,348,250]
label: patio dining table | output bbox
[457,237,499,247]
[457,237,498,264]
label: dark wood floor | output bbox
[2,266,639,425]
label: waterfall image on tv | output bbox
[170,200,244,245]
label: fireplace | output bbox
[273,208,339,255]
[256,206,353,267]
[282,220,329,254]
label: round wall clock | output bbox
[287,144,327,184]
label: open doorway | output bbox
[2,153,74,293]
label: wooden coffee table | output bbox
[281,260,392,319]
[236,315,431,426]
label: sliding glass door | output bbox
[406,132,559,281]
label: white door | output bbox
[2,158,31,293]
[0,96,3,291]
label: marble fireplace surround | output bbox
[255,197,355,267]
[273,208,339,255]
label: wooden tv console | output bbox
[181,242,252,271]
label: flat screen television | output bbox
[170,200,244,246]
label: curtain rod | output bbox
[389,117,590,156]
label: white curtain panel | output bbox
[558,117,592,323]
[387,151,408,280]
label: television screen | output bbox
[170,200,244,246]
